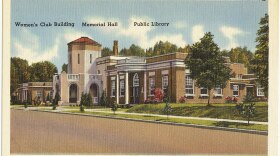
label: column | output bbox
[144,71,147,101]
[116,73,119,104]
[125,71,129,104]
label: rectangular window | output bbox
[200,88,208,96]
[214,86,223,96]
[90,54,92,64]
[162,75,168,92]
[111,80,116,97]
[185,75,194,96]
[149,77,155,95]
[233,85,239,96]
[36,91,42,98]
[78,54,80,64]
[120,79,125,97]
[257,87,265,96]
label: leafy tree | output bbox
[119,44,145,56]
[228,47,254,72]
[10,57,30,96]
[111,101,118,115]
[252,14,269,96]
[185,32,232,106]
[30,61,58,82]
[236,93,256,125]
[101,47,114,57]
[62,63,68,73]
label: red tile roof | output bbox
[68,37,101,46]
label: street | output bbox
[11,109,267,154]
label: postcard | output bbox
[2,0,279,155]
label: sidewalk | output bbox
[84,108,268,125]
[13,106,268,125]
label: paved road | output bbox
[11,109,267,154]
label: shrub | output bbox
[179,96,186,103]
[144,98,152,104]
[80,92,93,107]
[111,101,118,114]
[235,93,256,125]
[52,92,60,110]
[154,88,164,102]
[100,91,109,107]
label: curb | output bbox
[12,108,268,136]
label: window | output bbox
[162,75,168,92]
[78,54,80,64]
[149,77,155,95]
[90,54,92,64]
[185,75,194,96]
[133,73,139,87]
[214,86,223,96]
[200,88,208,96]
[120,79,125,97]
[36,91,42,98]
[111,80,116,97]
[257,86,265,96]
[233,85,239,96]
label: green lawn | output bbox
[126,102,268,122]
[64,110,267,131]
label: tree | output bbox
[236,93,256,125]
[228,47,254,72]
[10,57,30,96]
[119,44,145,56]
[252,14,269,96]
[30,61,58,82]
[62,63,68,73]
[101,47,114,57]
[185,32,232,106]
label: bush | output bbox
[100,91,109,107]
[111,101,118,114]
[179,96,186,103]
[80,92,93,107]
[52,92,60,110]
[235,93,256,125]
[154,88,164,102]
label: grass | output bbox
[127,102,268,122]
[64,109,267,131]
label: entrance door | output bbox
[133,73,140,104]
[69,84,78,103]
[90,83,99,104]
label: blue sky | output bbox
[11,0,267,72]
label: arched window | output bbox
[133,73,139,87]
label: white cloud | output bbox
[191,25,205,43]
[63,29,91,43]
[220,26,244,49]
[85,16,187,48]
[174,21,187,29]
[13,29,60,64]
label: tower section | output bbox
[67,37,102,74]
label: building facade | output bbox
[16,82,53,104]
[52,37,265,105]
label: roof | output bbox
[68,37,101,46]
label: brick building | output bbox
[52,37,265,105]
[16,82,53,104]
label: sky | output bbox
[11,0,268,72]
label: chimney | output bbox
[113,40,118,56]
